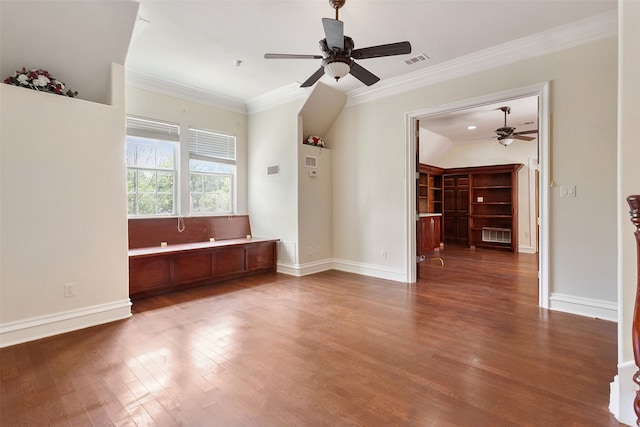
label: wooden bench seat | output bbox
[128,216,278,299]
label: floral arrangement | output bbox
[304,135,325,147]
[3,67,78,97]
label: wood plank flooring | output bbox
[1,246,621,426]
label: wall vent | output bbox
[404,53,430,66]
[267,164,280,176]
[482,227,511,244]
[305,156,317,168]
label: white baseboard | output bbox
[332,258,407,283]
[549,293,617,321]
[0,299,132,348]
[518,245,537,254]
[277,259,333,276]
[610,360,637,425]
[278,258,407,283]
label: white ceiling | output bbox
[419,96,539,145]
[126,0,617,104]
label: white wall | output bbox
[326,36,618,305]
[611,1,640,424]
[0,65,131,347]
[248,99,304,266]
[125,86,249,215]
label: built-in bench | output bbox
[128,215,278,298]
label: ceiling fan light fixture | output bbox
[498,137,514,147]
[324,61,350,81]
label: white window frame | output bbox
[188,127,237,215]
[125,116,180,217]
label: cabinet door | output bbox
[129,257,172,293]
[215,246,246,276]
[246,242,275,271]
[420,218,433,254]
[443,175,469,244]
[174,251,212,284]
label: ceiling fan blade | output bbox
[351,41,412,60]
[349,62,380,86]
[300,67,326,88]
[322,17,344,50]
[265,53,323,60]
[513,134,536,141]
[514,130,538,135]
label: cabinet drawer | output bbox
[246,243,275,271]
[215,246,246,275]
[174,252,212,283]
[129,257,171,292]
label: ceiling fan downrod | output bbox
[329,0,346,20]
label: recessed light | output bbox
[467,125,477,130]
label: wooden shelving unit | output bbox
[418,164,443,214]
[468,164,522,252]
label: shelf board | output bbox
[471,215,512,219]
[472,185,512,189]
[471,202,511,205]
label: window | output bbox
[126,117,179,216]
[189,127,236,214]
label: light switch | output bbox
[561,185,576,197]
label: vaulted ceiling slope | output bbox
[0,1,138,105]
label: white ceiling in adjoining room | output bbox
[419,96,539,147]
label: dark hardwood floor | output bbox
[1,246,621,426]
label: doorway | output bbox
[405,83,550,308]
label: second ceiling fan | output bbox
[495,106,537,146]
[264,0,412,88]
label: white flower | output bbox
[33,74,50,87]
[16,74,29,85]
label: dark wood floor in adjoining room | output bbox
[1,246,621,426]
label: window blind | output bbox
[126,116,179,142]
[189,128,236,162]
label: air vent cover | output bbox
[404,53,430,66]
[305,156,317,168]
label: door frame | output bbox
[405,82,550,308]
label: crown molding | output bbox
[125,70,248,114]
[125,9,617,115]
[345,9,617,107]
[246,83,309,114]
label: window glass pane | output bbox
[127,194,136,215]
[127,170,136,193]
[157,195,173,214]
[135,140,156,169]
[125,142,136,167]
[189,159,233,174]
[157,172,174,193]
[203,175,216,192]
[191,193,203,211]
[137,194,156,215]
[190,174,202,192]
[156,142,175,169]
[137,171,156,193]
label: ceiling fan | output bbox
[495,106,537,146]
[264,0,412,88]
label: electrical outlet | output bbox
[64,282,76,298]
[307,247,313,256]
[382,250,388,259]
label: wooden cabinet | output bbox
[468,164,522,252]
[420,215,441,253]
[129,239,278,298]
[443,174,469,244]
